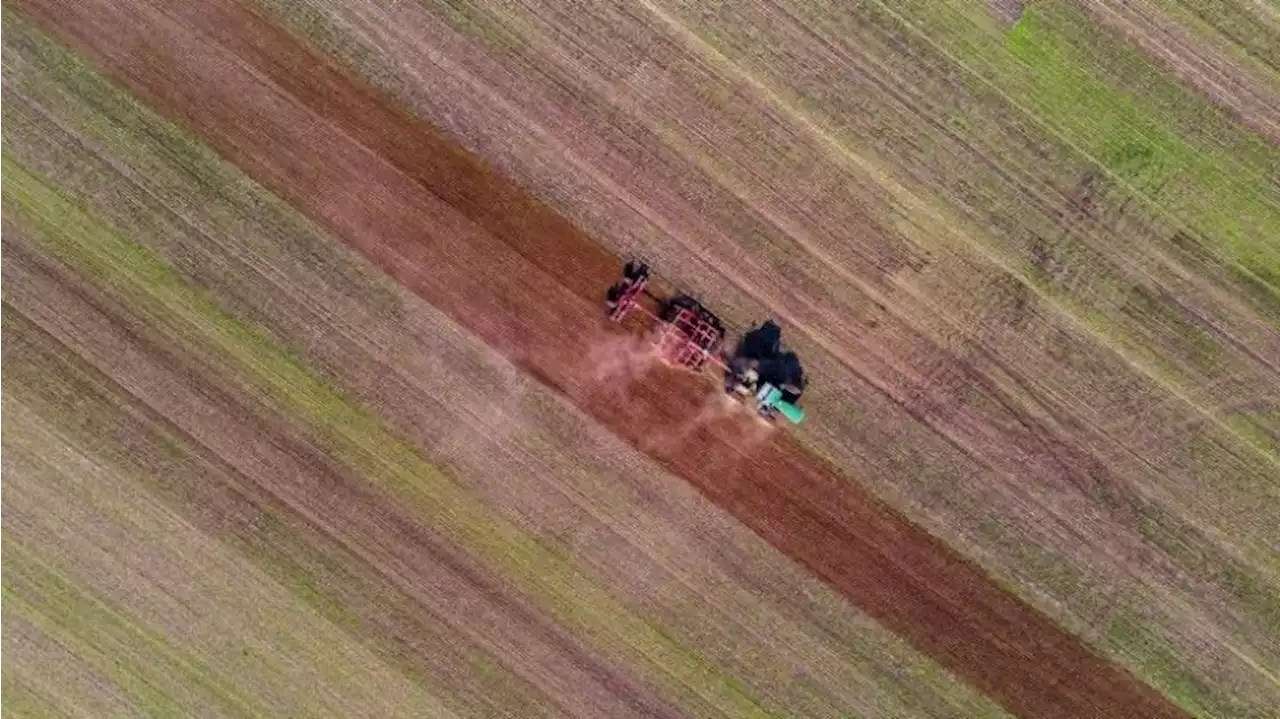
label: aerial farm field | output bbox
[2,0,1277,717]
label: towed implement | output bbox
[605,261,807,424]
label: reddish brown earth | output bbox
[11,0,1190,717]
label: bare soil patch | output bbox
[989,0,1024,27]
[1,62,1007,713]
[263,7,1280,709]
[6,1,1191,716]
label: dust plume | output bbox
[578,330,661,402]
[641,389,742,455]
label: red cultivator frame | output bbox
[656,306,723,371]
[605,261,725,372]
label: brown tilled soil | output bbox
[3,63,1001,712]
[11,0,1190,717]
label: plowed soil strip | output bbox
[11,1,1188,717]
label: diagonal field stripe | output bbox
[6,0,1191,717]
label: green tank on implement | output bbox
[605,261,807,425]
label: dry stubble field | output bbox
[3,0,1278,717]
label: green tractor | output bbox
[606,261,807,425]
[721,319,807,425]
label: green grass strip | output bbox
[1105,612,1269,719]
[883,0,1280,293]
[1,154,777,719]
[1004,4,1280,289]
[1,540,260,718]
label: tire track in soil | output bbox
[9,0,1189,716]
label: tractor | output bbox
[605,260,807,424]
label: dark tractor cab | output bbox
[725,320,807,421]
